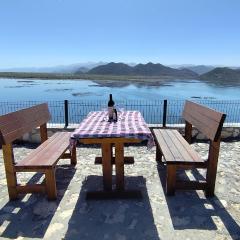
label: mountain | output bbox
[199,67,240,84]
[132,63,198,77]
[76,67,89,73]
[88,62,134,75]
[183,65,215,75]
[86,62,198,78]
[0,62,106,74]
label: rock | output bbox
[233,129,240,137]
[33,200,57,219]
[196,133,206,140]
[221,131,232,139]
[48,131,54,137]
[104,204,129,224]
[172,216,191,227]
[31,133,41,143]
[2,206,15,213]
[59,209,73,219]
[215,199,228,208]
[115,233,126,240]
[22,133,30,141]
[192,129,199,137]
[128,219,138,229]
[44,222,64,238]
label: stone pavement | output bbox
[0,141,240,240]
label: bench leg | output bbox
[115,142,124,191]
[45,168,57,200]
[166,165,176,196]
[71,145,77,165]
[156,144,163,163]
[2,144,18,200]
[102,143,112,191]
[205,141,220,197]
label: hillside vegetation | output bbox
[87,62,198,78]
[200,67,240,85]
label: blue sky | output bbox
[0,0,240,68]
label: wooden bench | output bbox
[153,100,226,197]
[0,103,77,200]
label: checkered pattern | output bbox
[70,111,155,148]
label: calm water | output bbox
[0,78,239,124]
[0,78,240,101]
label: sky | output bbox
[0,0,240,68]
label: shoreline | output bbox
[0,72,239,88]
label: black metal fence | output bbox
[0,99,240,127]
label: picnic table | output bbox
[71,110,154,199]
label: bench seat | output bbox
[153,129,205,166]
[15,132,72,171]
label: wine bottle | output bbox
[108,94,115,121]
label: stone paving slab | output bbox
[0,142,240,240]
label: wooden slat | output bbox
[0,103,51,144]
[153,129,175,162]
[183,101,226,141]
[159,130,184,162]
[166,130,194,163]
[175,181,207,190]
[15,132,63,167]
[153,129,204,165]
[15,132,61,168]
[61,153,71,159]
[80,138,141,144]
[171,130,204,163]
[95,156,134,165]
[15,132,71,169]
[184,101,223,122]
[16,184,46,194]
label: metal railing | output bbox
[0,99,239,127]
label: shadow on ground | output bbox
[157,163,240,239]
[64,175,160,240]
[0,165,76,239]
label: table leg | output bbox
[115,142,124,190]
[102,143,112,191]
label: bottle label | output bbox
[108,107,114,119]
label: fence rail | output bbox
[0,99,240,127]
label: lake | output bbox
[0,78,240,125]
[0,78,240,101]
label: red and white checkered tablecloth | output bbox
[70,111,155,148]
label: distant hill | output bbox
[86,62,198,78]
[88,62,133,75]
[0,62,106,74]
[199,67,240,84]
[183,65,215,75]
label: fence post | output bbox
[163,99,167,127]
[64,100,69,128]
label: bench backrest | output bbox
[183,101,226,142]
[0,103,51,145]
